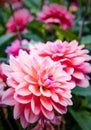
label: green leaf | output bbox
[0,24,5,35]
[22,32,42,41]
[81,35,91,45]
[22,0,40,14]
[0,7,11,24]
[0,34,15,47]
[27,20,46,41]
[53,25,79,42]
[0,58,7,63]
[0,121,4,130]
[48,0,62,4]
[56,30,64,40]
[72,86,91,97]
[69,108,91,130]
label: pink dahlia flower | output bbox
[11,0,22,9]
[0,63,6,106]
[0,0,22,9]
[31,40,91,87]
[2,50,74,128]
[6,8,33,33]
[69,2,79,13]
[5,39,30,57]
[37,4,75,30]
[11,0,21,2]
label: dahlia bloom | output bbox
[69,2,79,13]
[0,0,21,5]
[5,39,30,57]
[6,8,33,33]
[11,0,21,2]
[37,4,75,30]
[0,0,22,9]
[31,40,91,87]
[11,0,22,9]
[0,63,6,106]
[2,50,74,128]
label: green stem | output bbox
[8,3,22,41]
[79,0,90,41]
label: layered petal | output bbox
[2,50,75,128]
[37,4,75,30]
[6,8,33,33]
[31,39,91,88]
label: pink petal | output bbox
[41,105,54,120]
[24,104,39,123]
[30,55,40,71]
[77,78,89,87]
[65,67,74,75]
[51,92,59,103]
[9,55,22,72]
[40,87,51,97]
[2,88,15,106]
[58,95,72,106]
[62,91,72,98]
[73,71,85,79]
[51,101,67,114]
[14,93,32,104]
[1,63,12,77]
[16,82,28,90]
[11,72,25,83]
[29,85,41,96]
[24,75,37,85]
[31,96,40,115]
[18,50,30,64]
[14,102,24,119]
[20,113,29,129]
[51,116,62,125]
[72,57,85,65]
[16,86,31,96]
[31,123,42,130]
[40,96,53,111]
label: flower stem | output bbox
[1,107,14,130]
[79,0,90,41]
[8,3,22,41]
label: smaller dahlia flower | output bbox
[11,0,21,2]
[2,50,74,128]
[5,39,30,57]
[37,4,75,30]
[6,8,33,33]
[0,0,22,9]
[0,63,6,106]
[11,0,22,9]
[31,40,91,87]
[0,0,21,5]
[69,2,79,13]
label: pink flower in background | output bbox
[37,4,75,30]
[6,8,33,33]
[31,40,91,87]
[69,2,79,13]
[11,0,22,9]
[0,63,6,106]
[5,39,30,57]
[0,0,22,9]
[11,0,21,2]
[2,50,74,128]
